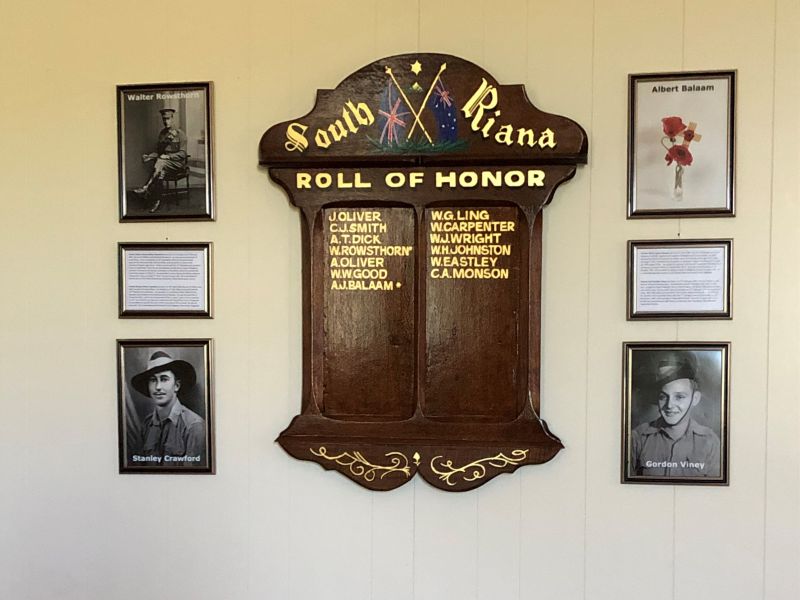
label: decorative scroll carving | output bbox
[429,450,530,487]
[310,447,412,482]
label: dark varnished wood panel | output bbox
[322,207,415,419]
[260,54,587,167]
[277,413,563,491]
[424,206,522,420]
[269,165,577,491]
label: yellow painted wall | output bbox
[1,1,798,598]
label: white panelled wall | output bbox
[0,1,797,599]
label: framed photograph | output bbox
[622,342,729,485]
[119,242,212,318]
[117,339,214,474]
[117,82,214,221]
[627,239,732,320]
[627,70,735,218]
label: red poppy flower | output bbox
[662,116,687,138]
[683,129,695,142]
[665,145,693,166]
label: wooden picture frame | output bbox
[117,82,214,221]
[117,339,214,474]
[118,242,212,318]
[627,239,732,320]
[622,342,730,485]
[627,70,735,218]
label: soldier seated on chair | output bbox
[134,107,187,213]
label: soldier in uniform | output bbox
[134,107,187,212]
[630,353,721,478]
[129,350,206,467]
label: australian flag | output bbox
[428,77,457,143]
[378,82,410,146]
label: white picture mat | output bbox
[123,248,208,312]
[633,76,731,212]
[633,243,728,314]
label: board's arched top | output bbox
[259,53,588,168]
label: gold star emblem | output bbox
[410,60,422,75]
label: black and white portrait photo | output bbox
[117,339,214,474]
[622,343,729,485]
[117,82,213,221]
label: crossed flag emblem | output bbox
[383,62,447,144]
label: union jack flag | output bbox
[378,82,409,145]
[428,78,457,143]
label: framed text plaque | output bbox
[627,239,732,320]
[260,54,588,491]
[119,242,212,317]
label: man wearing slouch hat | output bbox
[631,352,721,478]
[130,350,206,466]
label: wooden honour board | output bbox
[260,53,587,491]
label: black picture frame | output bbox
[622,342,730,485]
[117,82,214,221]
[627,239,732,320]
[118,242,213,318]
[627,70,735,218]
[117,339,215,474]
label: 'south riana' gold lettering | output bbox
[284,123,309,152]
[462,79,558,150]
[284,100,374,153]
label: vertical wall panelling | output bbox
[368,9,420,599]
[764,0,800,598]
[478,4,527,598]
[675,2,775,598]
[586,2,682,599]
[282,5,377,599]
[1,1,798,599]
[247,0,296,597]
[520,1,593,599]
[411,5,482,598]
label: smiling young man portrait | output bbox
[119,343,212,472]
[628,350,723,480]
